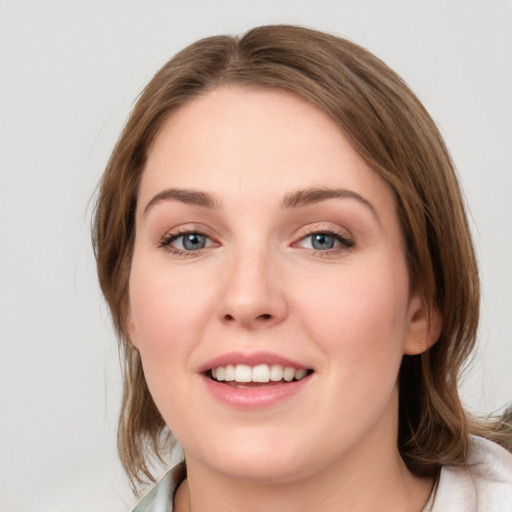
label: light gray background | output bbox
[1,1,511,510]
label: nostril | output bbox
[221,312,275,324]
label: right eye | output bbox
[159,231,217,256]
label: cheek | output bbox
[295,259,410,369]
[128,256,215,358]
[127,258,215,424]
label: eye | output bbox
[295,230,354,252]
[306,233,338,250]
[159,230,217,255]
[175,233,209,251]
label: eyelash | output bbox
[158,227,354,258]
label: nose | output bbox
[216,246,287,329]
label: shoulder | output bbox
[131,462,186,512]
[434,435,512,511]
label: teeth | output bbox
[224,364,235,381]
[252,364,270,383]
[210,364,309,383]
[283,367,295,382]
[294,368,307,380]
[234,364,252,382]
[270,364,284,381]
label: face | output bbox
[127,87,433,483]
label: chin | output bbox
[213,452,309,483]
[184,426,321,484]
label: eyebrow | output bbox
[282,187,379,221]
[143,188,219,215]
[143,186,379,221]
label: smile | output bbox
[210,364,310,384]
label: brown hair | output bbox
[92,24,510,488]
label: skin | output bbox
[127,86,440,512]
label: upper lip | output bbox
[198,351,310,373]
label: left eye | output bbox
[297,232,352,251]
[168,232,213,251]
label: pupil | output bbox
[312,234,334,250]
[183,233,206,250]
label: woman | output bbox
[93,25,512,511]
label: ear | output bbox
[403,293,442,355]
[124,300,140,350]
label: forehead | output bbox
[139,86,393,213]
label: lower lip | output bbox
[201,374,312,409]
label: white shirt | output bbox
[132,436,512,512]
[432,435,512,511]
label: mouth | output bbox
[207,364,314,387]
[199,352,315,407]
